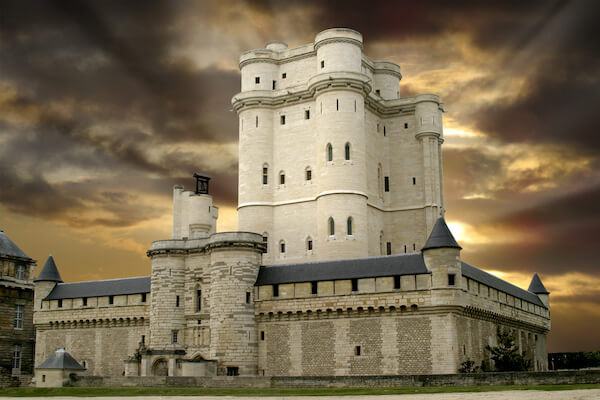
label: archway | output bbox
[152,358,168,376]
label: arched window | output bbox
[345,143,351,160]
[305,167,312,181]
[279,171,285,185]
[347,217,353,235]
[328,217,335,236]
[279,240,286,253]
[262,164,268,185]
[326,143,333,162]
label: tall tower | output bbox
[233,28,445,265]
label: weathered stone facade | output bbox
[0,230,36,387]
[32,28,551,381]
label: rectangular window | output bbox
[262,167,268,185]
[141,293,147,303]
[256,115,258,128]
[404,245,407,253]
[307,239,313,250]
[375,89,380,96]
[383,126,386,135]
[306,170,311,181]
[351,278,358,292]
[311,281,318,295]
[448,274,456,286]
[261,331,265,340]
[255,76,260,84]
[282,72,286,79]
[280,242,285,253]
[262,236,268,253]
[320,60,325,68]
[355,346,361,356]
[176,295,180,307]
[273,284,279,297]
[280,115,285,125]
[246,291,251,304]
[272,80,276,90]
[305,109,310,119]
[386,242,392,255]
[109,295,114,305]
[226,366,239,376]
[14,304,23,329]
[141,335,145,345]
[172,330,178,343]
[394,275,401,290]
[412,177,416,185]
[58,299,63,308]
[197,290,202,312]
[82,297,88,306]
[16,265,25,280]
[404,122,408,129]
[12,344,21,369]
[384,176,390,192]
[280,174,285,185]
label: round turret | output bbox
[265,40,287,52]
[314,28,363,73]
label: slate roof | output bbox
[255,253,429,286]
[422,216,462,251]
[528,272,549,294]
[461,262,546,308]
[0,229,31,260]
[37,348,86,370]
[44,276,150,300]
[34,255,63,283]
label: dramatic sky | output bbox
[1,0,599,352]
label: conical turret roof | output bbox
[422,216,462,251]
[528,272,549,294]
[34,255,63,282]
[37,348,85,370]
[0,229,31,260]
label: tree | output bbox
[486,327,532,372]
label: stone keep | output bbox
[32,28,551,380]
[234,28,444,265]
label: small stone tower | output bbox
[422,216,462,296]
[528,273,550,308]
[33,255,63,312]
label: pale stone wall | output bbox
[235,28,445,264]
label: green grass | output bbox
[1,384,600,397]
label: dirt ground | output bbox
[4,389,600,400]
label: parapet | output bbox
[314,28,363,49]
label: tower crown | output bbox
[421,216,462,251]
[34,255,63,282]
[528,272,549,294]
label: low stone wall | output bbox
[0,369,32,389]
[70,370,600,388]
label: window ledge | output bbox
[345,235,355,240]
[327,235,336,241]
[343,160,353,165]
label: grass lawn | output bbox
[1,384,600,397]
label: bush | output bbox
[486,327,532,372]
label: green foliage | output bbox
[127,341,146,362]
[458,359,480,373]
[549,351,600,370]
[486,327,532,372]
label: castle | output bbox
[32,28,551,380]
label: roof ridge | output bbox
[56,275,150,285]
[262,252,422,268]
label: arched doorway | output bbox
[152,358,168,376]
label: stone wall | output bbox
[68,369,600,388]
[257,312,433,376]
[35,321,149,376]
[0,285,34,376]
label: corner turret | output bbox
[528,272,550,308]
[422,216,462,292]
[34,255,62,311]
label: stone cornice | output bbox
[462,305,549,334]
[314,36,363,51]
